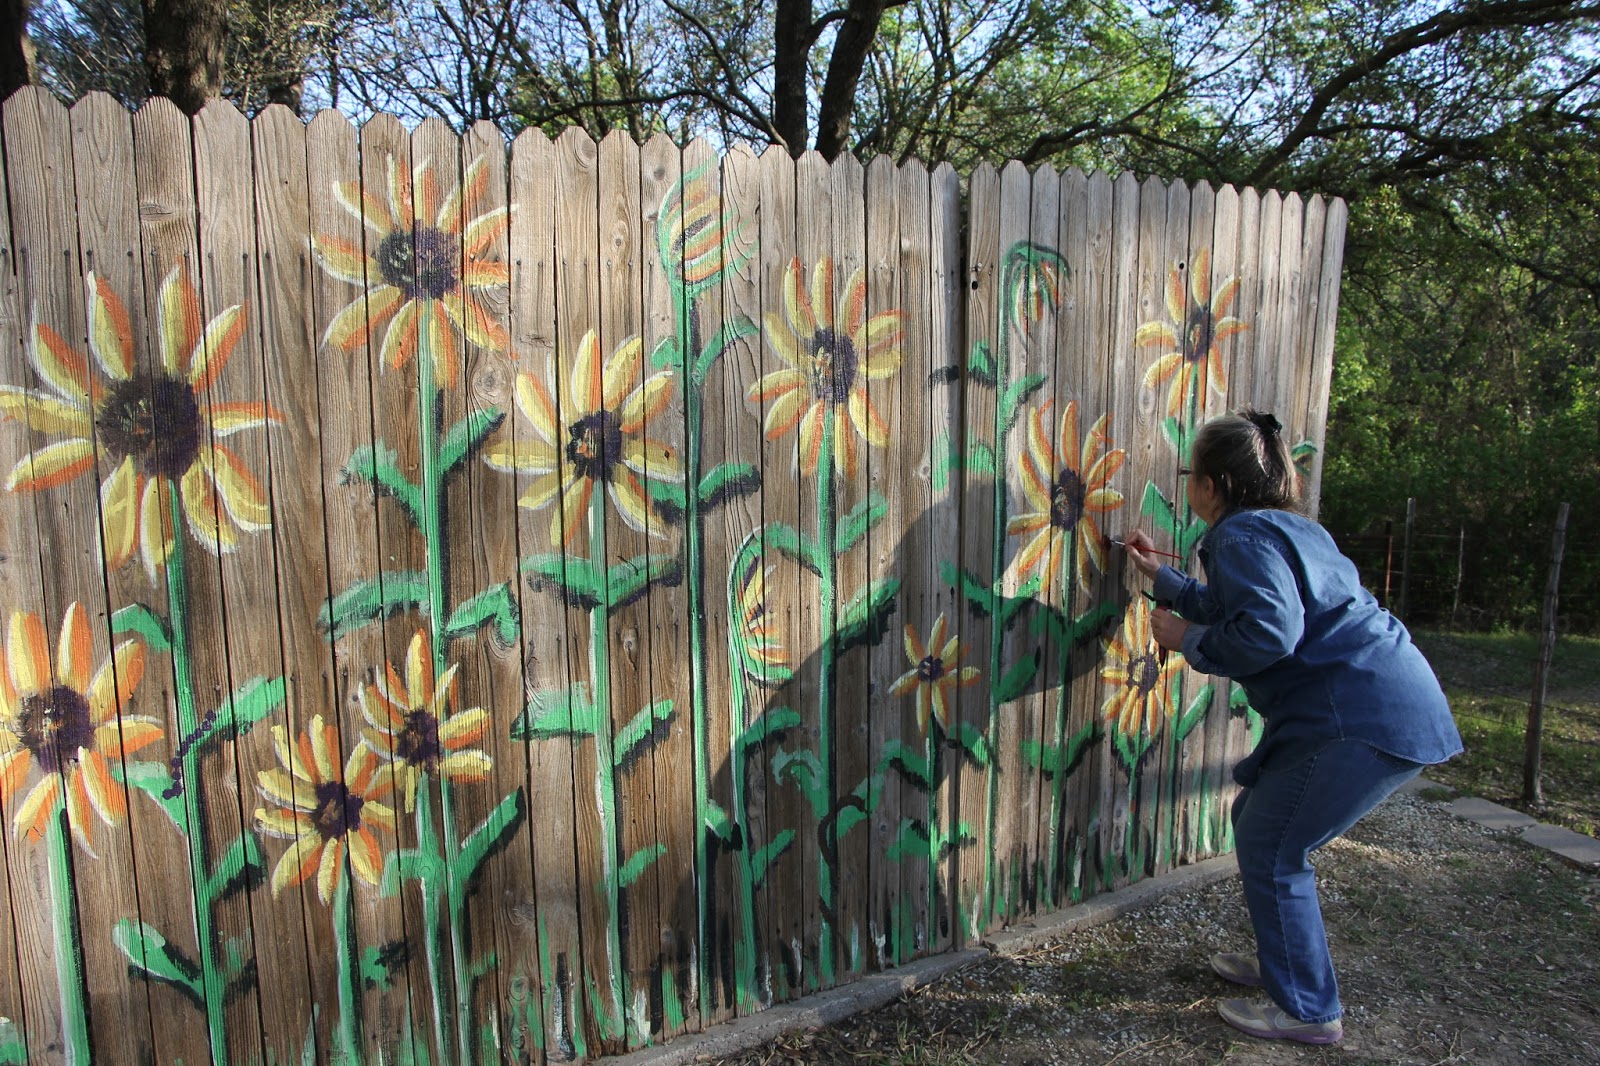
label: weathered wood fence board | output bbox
[0,89,1345,1065]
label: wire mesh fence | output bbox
[1329,502,1600,836]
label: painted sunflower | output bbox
[359,628,491,813]
[657,163,748,296]
[749,257,903,479]
[1099,598,1185,738]
[483,330,682,549]
[1135,249,1247,418]
[734,555,788,680]
[1010,249,1063,336]
[0,269,280,580]
[889,614,978,735]
[315,154,510,390]
[256,716,396,904]
[0,603,160,852]
[1005,400,1125,599]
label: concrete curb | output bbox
[606,854,1241,1065]
[1403,775,1600,869]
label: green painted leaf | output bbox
[342,443,422,526]
[197,676,286,751]
[613,699,674,767]
[644,475,688,525]
[607,553,681,607]
[1292,438,1317,475]
[966,440,997,478]
[887,819,930,863]
[650,334,680,371]
[879,740,931,790]
[836,492,887,554]
[999,373,1048,434]
[439,408,506,475]
[760,521,823,573]
[705,800,734,844]
[751,830,794,888]
[698,462,762,510]
[115,761,187,833]
[1229,683,1251,711]
[319,571,429,637]
[1001,576,1043,628]
[941,560,996,617]
[0,1018,24,1065]
[521,553,604,609]
[994,651,1039,704]
[772,749,827,817]
[931,431,958,492]
[456,789,527,885]
[360,942,407,991]
[1141,481,1178,538]
[1178,515,1208,557]
[207,832,265,899]
[618,844,666,889]
[1022,721,1101,778]
[511,683,599,741]
[112,603,171,653]
[838,576,900,653]
[380,846,447,896]
[693,316,759,381]
[1175,682,1215,742]
[968,339,996,385]
[113,920,201,1004]
[954,722,990,766]
[444,582,520,645]
[1162,416,1183,452]
[948,821,978,856]
[1037,600,1121,646]
[834,805,868,840]
[737,706,801,754]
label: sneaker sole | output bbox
[1220,1014,1343,1046]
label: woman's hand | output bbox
[1150,607,1189,651]
[1121,529,1165,579]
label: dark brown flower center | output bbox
[16,685,95,774]
[566,409,624,484]
[395,709,442,772]
[916,655,946,683]
[311,780,364,841]
[807,328,858,405]
[376,227,461,301]
[1050,468,1086,531]
[1184,307,1215,363]
[1127,653,1161,696]
[96,373,202,479]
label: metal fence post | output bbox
[1524,502,1570,807]
[1451,525,1465,628]
[1398,497,1415,620]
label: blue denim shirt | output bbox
[1152,507,1462,786]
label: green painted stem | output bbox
[1045,544,1078,903]
[333,866,361,1062]
[414,345,460,1062]
[982,290,1016,930]
[726,651,759,1009]
[165,482,229,1065]
[587,479,626,1029]
[815,415,838,984]
[681,295,716,1020]
[925,727,940,945]
[45,802,90,1064]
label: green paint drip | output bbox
[45,805,90,1064]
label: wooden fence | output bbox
[0,88,1345,1065]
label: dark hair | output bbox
[1191,409,1299,512]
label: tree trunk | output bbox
[773,0,811,155]
[814,0,888,160]
[0,0,35,101]
[142,0,227,113]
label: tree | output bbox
[0,0,36,100]
[141,0,227,112]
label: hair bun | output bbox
[1245,410,1282,438]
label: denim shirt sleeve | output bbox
[1151,564,1221,622]
[1169,535,1305,678]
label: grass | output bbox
[1411,628,1600,836]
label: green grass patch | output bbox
[1413,629,1600,836]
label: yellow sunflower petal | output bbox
[256,805,308,839]
[181,463,238,556]
[810,259,835,330]
[0,387,92,436]
[847,388,888,447]
[782,259,815,338]
[570,329,604,415]
[188,304,247,392]
[798,403,825,477]
[6,437,96,493]
[483,438,561,476]
[619,372,675,435]
[66,771,97,852]
[890,668,920,697]
[348,828,383,886]
[139,476,177,579]
[30,322,92,402]
[620,438,683,481]
[204,444,271,532]
[838,269,867,337]
[763,314,803,370]
[1191,249,1213,305]
[101,717,162,758]
[902,623,926,665]
[378,299,421,376]
[439,751,492,781]
[270,835,322,897]
[157,267,202,378]
[406,630,432,707]
[602,336,643,413]
[323,285,404,352]
[514,369,562,445]
[84,273,136,380]
[609,472,657,534]
[0,750,30,806]
[79,751,127,827]
[439,708,490,748]
[8,610,50,697]
[56,601,93,695]
[207,401,282,438]
[440,291,508,352]
[315,836,344,904]
[14,775,60,843]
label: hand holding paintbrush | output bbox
[1110,530,1181,578]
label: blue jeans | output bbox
[1231,738,1423,1023]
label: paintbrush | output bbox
[1107,536,1184,561]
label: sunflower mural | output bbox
[315,154,510,390]
[0,267,290,1064]
[742,253,905,986]
[313,152,527,1066]
[256,716,396,1061]
[1100,597,1186,749]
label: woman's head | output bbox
[1189,409,1299,514]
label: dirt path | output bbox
[701,790,1600,1065]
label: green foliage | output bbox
[837,492,888,553]
[112,602,171,653]
[113,920,202,1005]
[511,683,599,741]
[319,571,429,637]
[444,582,521,645]
[439,408,506,476]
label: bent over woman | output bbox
[1123,409,1462,1046]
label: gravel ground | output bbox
[698,789,1600,1065]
